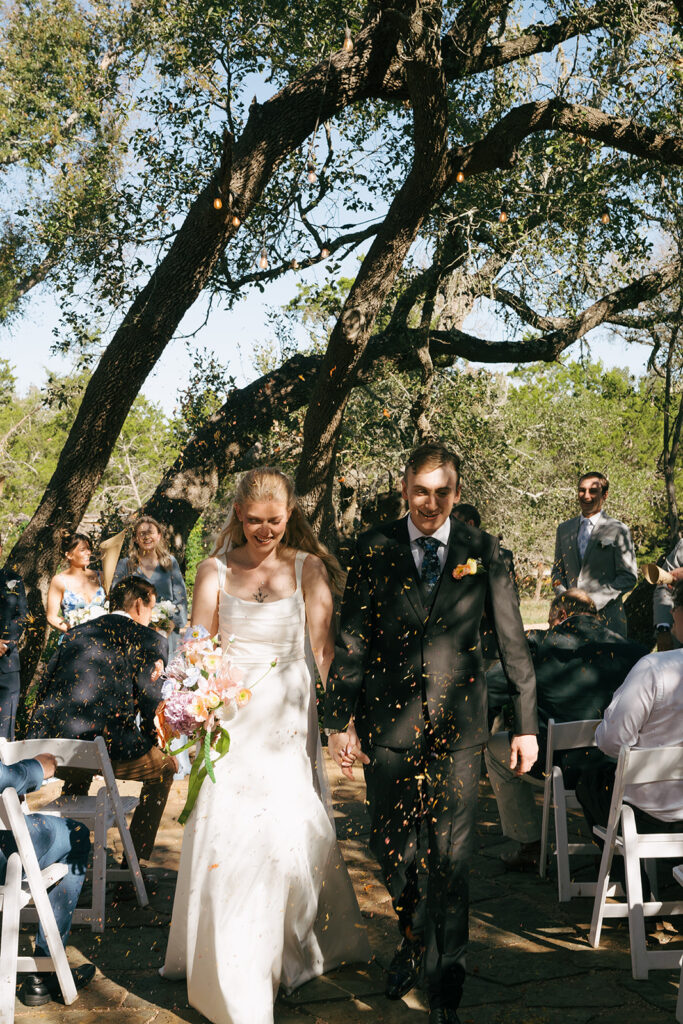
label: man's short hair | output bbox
[578,471,609,494]
[404,442,461,482]
[454,503,481,528]
[550,588,598,620]
[109,576,157,612]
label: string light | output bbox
[600,208,610,225]
[342,25,353,51]
[213,197,223,210]
[259,247,269,269]
[307,159,317,184]
[231,214,241,227]
[290,258,300,269]
[499,206,508,224]
[456,170,465,183]
[320,245,330,258]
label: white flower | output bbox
[6,580,18,592]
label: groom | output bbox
[325,442,538,1024]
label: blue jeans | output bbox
[0,814,90,956]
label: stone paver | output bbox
[13,753,681,1023]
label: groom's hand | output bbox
[328,723,370,780]
[509,734,538,776]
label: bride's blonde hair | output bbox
[211,468,345,594]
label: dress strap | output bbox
[294,551,307,592]
[214,556,227,591]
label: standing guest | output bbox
[112,516,188,660]
[576,579,683,847]
[0,534,28,738]
[45,532,106,635]
[552,472,637,637]
[29,576,176,873]
[0,750,95,1006]
[485,589,648,871]
[325,442,538,1024]
[652,536,683,651]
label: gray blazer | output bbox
[552,513,637,636]
[652,537,683,629]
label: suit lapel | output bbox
[425,517,471,624]
[564,517,582,577]
[387,518,427,623]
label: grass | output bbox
[520,595,550,628]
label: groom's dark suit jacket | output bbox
[29,613,167,762]
[325,515,538,751]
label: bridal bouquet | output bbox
[62,603,108,629]
[155,625,272,824]
[150,599,177,635]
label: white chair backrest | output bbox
[0,737,103,773]
[621,745,683,786]
[547,718,601,753]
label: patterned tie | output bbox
[577,517,592,561]
[417,536,442,593]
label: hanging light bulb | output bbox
[456,170,465,184]
[213,197,223,210]
[259,247,268,269]
[320,245,330,259]
[231,214,241,227]
[307,159,317,184]
[342,25,353,51]
[600,208,610,225]
[499,206,508,224]
[290,258,300,270]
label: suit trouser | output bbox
[364,743,481,1008]
[485,731,542,844]
[0,814,89,954]
[59,745,175,862]
[0,671,20,740]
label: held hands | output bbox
[35,753,58,779]
[509,733,538,776]
[328,720,370,780]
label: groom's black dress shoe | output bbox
[19,963,96,1006]
[385,936,423,999]
[429,1007,461,1024]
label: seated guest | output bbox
[576,581,683,844]
[485,589,648,870]
[0,533,28,738]
[0,750,95,1005]
[29,576,177,872]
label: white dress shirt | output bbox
[577,510,603,559]
[595,650,683,821]
[406,515,451,574]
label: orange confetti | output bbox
[209,863,219,870]
[383,408,390,417]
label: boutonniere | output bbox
[452,558,485,580]
[5,580,18,592]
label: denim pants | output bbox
[0,813,90,955]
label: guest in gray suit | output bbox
[552,472,637,637]
[652,537,683,650]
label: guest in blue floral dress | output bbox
[46,532,106,636]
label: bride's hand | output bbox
[328,724,370,780]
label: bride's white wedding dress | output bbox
[162,551,370,1024]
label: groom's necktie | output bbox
[417,536,442,594]
[577,517,592,561]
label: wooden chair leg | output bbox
[92,789,108,934]
[554,771,571,902]
[589,837,615,948]
[539,772,551,880]
[622,808,649,980]
[0,854,22,1024]
[676,952,683,1023]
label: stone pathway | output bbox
[15,753,682,1023]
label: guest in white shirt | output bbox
[576,580,683,840]
[551,471,637,636]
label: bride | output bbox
[162,468,370,1024]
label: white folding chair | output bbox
[0,787,78,1022]
[539,718,606,901]
[0,737,148,933]
[589,744,683,979]
[673,864,683,1023]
